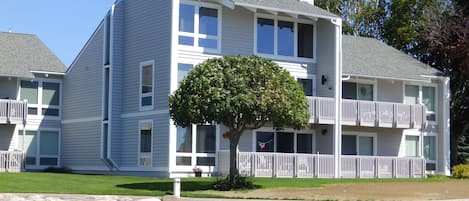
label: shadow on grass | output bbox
[116,181,214,192]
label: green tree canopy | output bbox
[169,55,309,186]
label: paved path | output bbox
[0,193,160,201]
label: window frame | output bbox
[423,134,438,172]
[342,78,377,101]
[403,82,438,124]
[19,78,62,120]
[342,131,378,156]
[138,120,153,167]
[178,0,222,53]
[252,128,316,154]
[254,13,317,63]
[174,124,219,171]
[139,60,155,111]
[295,74,317,97]
[17,128,61,168]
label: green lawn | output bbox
[0,172,451,197]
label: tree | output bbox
[169,56,310,185]
[419,0,469,165]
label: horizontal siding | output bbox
[121,0,172,114]
[61,120,104,167]
[63,26,104,120]
[119,113,170,168]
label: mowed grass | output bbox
[0,172,452,197]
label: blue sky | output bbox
[0,0,115,67]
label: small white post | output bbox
[173,178,181,198]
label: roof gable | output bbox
[0,32,67,78]
[342,35,441,81]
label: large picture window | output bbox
[255,131,314,153]
[405,135,419,157]
[424,136,436,171]
[256,16,316,60]
[341,134,376,156]
[175,125,216,167]
[139,60,154,110]
[177,63,193,88]
[342,82,374,101]
[179,2,220,51]
[20,80,61,117]
[18,130,60,166]
[404,84,437,122]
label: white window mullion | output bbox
[38,81,43,116]
[293,132,297,153]
[194,6,200,48]
[274,18,278,56]
[192,125,197,167]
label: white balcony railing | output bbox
[0,99,27,124]
[0,151,25,172]
[218,151,426,178]
[308,97,426,129]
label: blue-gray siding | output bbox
[61,120,104,167]
[316,19,336,97]
[63,26,104,120]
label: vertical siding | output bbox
[0,78,18,99]
[238,130,253,152]
[377,79,403,103]
[63,26,104,120]
[316,19,336,97]
[376,129,402,156]
[0,125,14,150]
[61,120,104,167]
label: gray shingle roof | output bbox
[232,0,338,19]
[343,35,440,81]
[0,32,67,78]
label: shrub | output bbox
[452,164,469,179]
[213,176,256,191]
[43,166,72,173]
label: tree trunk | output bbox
[228,133,241,183]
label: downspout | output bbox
[331,18,342,179]
[103,3,118,170]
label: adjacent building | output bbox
[0,0,450,178]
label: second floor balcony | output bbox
[308,97,426,129]
[0,99,27,125]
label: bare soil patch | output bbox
[197,180,469,200]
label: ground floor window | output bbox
[139,121,152,167]
[342,134,376,156]
[175,125,216,167]
[255,130,314,153]
[424,135,437,170]
[17,129,59,166]
[405,135,419,157]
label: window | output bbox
[424,136,436,170]
[255,131,314,153]
[20,80,61,117]
[179,2,220,51]
[20,81,38,115]
[175,125,216,167]
[256,16,316,60]
[341,134,375,156]
[422,86,436,121]
[177,63,193,88]
[140,61,154,110]
[139,121,152,167]
[404,84,437,122]
[343,82,374,101]
[297,78,314,96]
[405,135,419,157]
[18,130,59,166]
